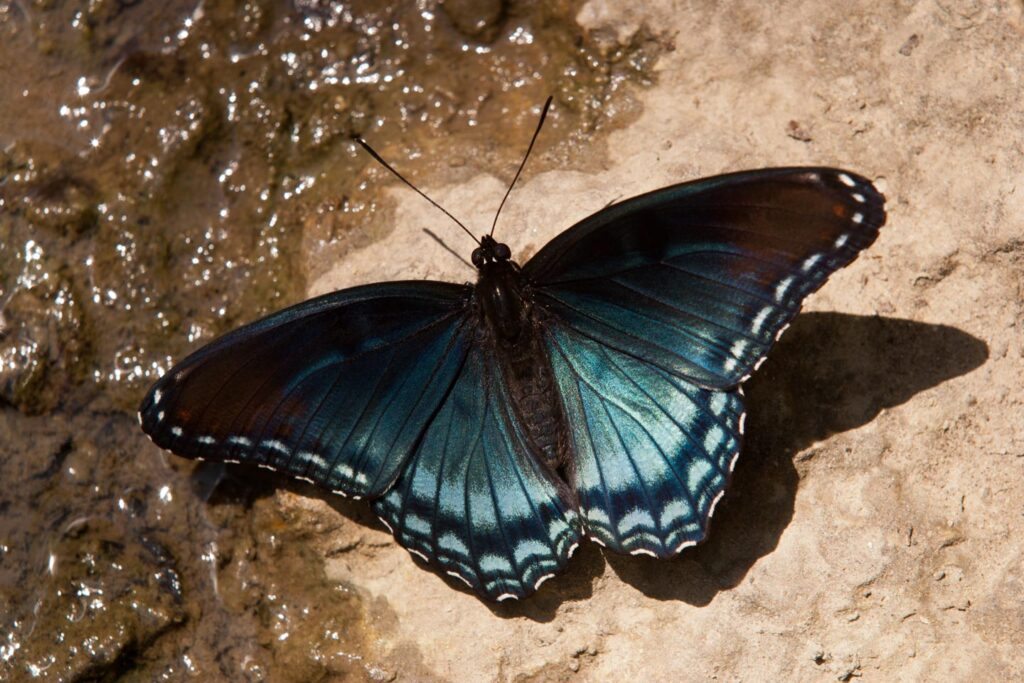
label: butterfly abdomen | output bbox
[476,256,571,477]
[498,322,569,472]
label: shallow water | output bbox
[0,1,659,679]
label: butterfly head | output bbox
[472,235,513,269]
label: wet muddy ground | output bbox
[4,0,1024,681]
[0,1,658,680]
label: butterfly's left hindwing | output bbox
[545,319,743,556]
[373,342,581,601]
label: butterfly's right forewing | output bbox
[139,281,473,499]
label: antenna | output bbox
[422,228,474,270]
[354,137,479,245]
[490,95,553,236]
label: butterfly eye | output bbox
[471,248,485,268]
[494,243,511,260]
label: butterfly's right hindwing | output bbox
[373,341,582,601]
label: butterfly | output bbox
[139,98,886,601]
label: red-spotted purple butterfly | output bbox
[140,98,885,600]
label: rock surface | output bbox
[302,1,1024,679]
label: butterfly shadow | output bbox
[202,312,986,616]
[600,312,988,606]
[206,469,603,621]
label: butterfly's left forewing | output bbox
[525,167,886,389]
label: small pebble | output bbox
[899,34,921,56]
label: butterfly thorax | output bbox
[475,239,571,476]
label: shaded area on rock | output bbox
[237,313,987,615]
[605,313,987,602]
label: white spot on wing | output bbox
[775,276,795,302]
[675,538,698,552]
[585,507,610,526]
[153,389,163,404]
[439,533,469,557]
[852,192,865,203]
[688,459,714,491]
[739,413,746,435]
[262,439,289,454]
[171,426,183,437]
[378,516,394,533]
[567,541,580,558]
[707,490,727,520]
[534,573,555,590]
[228,435,252,447]
[630,548,657,557]
[729,339,749,362]
[802,253,823,272]
[838,173,855,187]
[853,212,864,224]
[751,307,772,335]
[835,234,849,249]
[446,570,472,587]
[300,451,328,469]
[408,548,428,562]
[197,435,216,445]
[496,593,518,602]
[513,540,551,565]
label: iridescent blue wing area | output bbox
[525,167,885,553]
[524,168,886,388]
[544,319,743,556]
[139,282,472,499]
[373,342,581,601]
